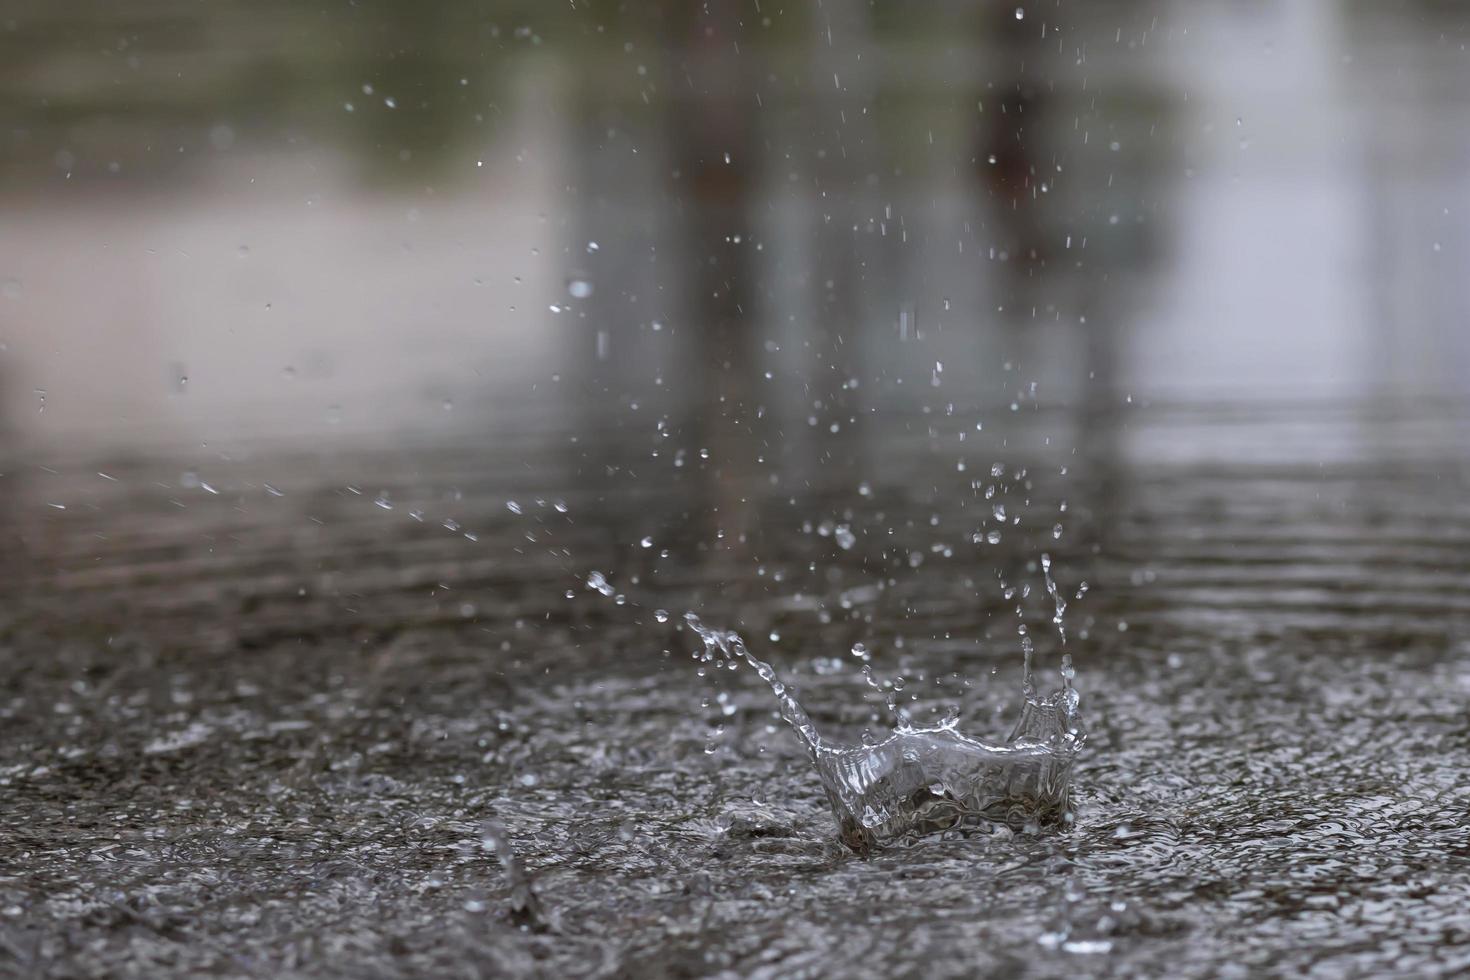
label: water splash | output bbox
[349,494,1086,855]
[480,819,551,931]
[684,613,1085,855]
[686,613,824,760]
[1042,552,1067,645]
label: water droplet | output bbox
[1014,6,1025,19]
[898,303,916,340]
[506,500,523,515]
[568,278,593,299]
[654,609,669,623]
[639,536,653,548]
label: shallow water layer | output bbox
[3,402,1470,978]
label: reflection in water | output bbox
[4,0,1464,453]
[547,1,1178,572]
[1344,0,1470,403]
[0,1,512,184]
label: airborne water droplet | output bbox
[586,571,615,597]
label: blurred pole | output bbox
[661,0,764,561]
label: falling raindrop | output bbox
[586,571,615,597]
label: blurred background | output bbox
[3,0,1467,464]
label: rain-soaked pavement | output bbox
[4,399,1469,978]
